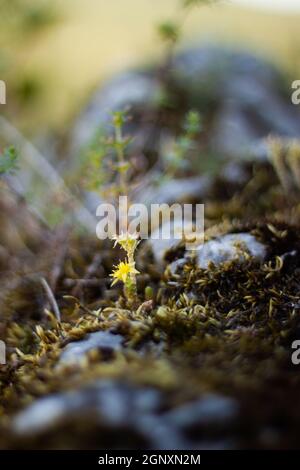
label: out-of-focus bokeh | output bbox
[3,2,300,452]
[1,0,300,135]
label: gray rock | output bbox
[68,45,297,165]
[164,232,266,272]
[12,391,87,435]
[197,233,267,269]
[167,258,187,276]
[221,161,249,185]
[68,71,161,156]
[224,75,300,137]
[173,46,281,107]
[166,394,238,429]
[11,380,238,449]
[144,177,210,266]
[65,46,300,222]
[86,175,211,221]
[211,96,300,161]
[136,175,212,206]
[135,414,183,450]
[173,46,300,161]
[148,224,185,266]
[11,381,162,439]
[148,215,200,266]
[211,102,260,160]
[58,330,123,366]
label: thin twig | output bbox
[49,226,70,292]
[40,277,61,322]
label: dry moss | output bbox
[1,162,300,449]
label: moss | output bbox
[2,157,300,449]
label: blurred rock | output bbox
[11,381,169,449]
[166,394,238,430]
[148,221,184,266]
[211,96,300,161]
[210,102,262,160]
[136,175,212,205]
[220,161,249,186]
[69,71,161,156]
[224,75,299,137]
[167,257,187,276]
[172,46,281,108]
[65,45,300,225]
[58,330,124,366]
[68,45,300,171]
[182,47,300,160]
[11,381,162,436]
[148,215,198,266]
[11,380,238,450]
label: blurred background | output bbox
[3,2,300,453]
[1,0,300,135]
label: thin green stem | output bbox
[115,123,127,196]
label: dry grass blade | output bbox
[40,277,61,322]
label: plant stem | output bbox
[115,122,127,196]
[124,251,138,307]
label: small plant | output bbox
[83,112,140,306]
[157,0,219,66]
[163,110,201,177]
[112,111,131,197]
[157,21,180,46]
[0,146,19,176]
[83,110,131,200]
[110,232,140,306]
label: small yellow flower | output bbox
[112,231,140,253]
[110,261,139,286]
[110,232,140,304]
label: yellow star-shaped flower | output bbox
[110,261,139,286]
[112,232,140,253]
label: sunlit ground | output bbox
[1,0,300,134]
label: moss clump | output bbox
[2,151,300,449]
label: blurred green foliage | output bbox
[0,0,60,124]
[164,110,202,176]
[0,146,19,175]
[157,21,180,44]
[82,110,133,198]
[15,74,43,104]
[0,0,59,34]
